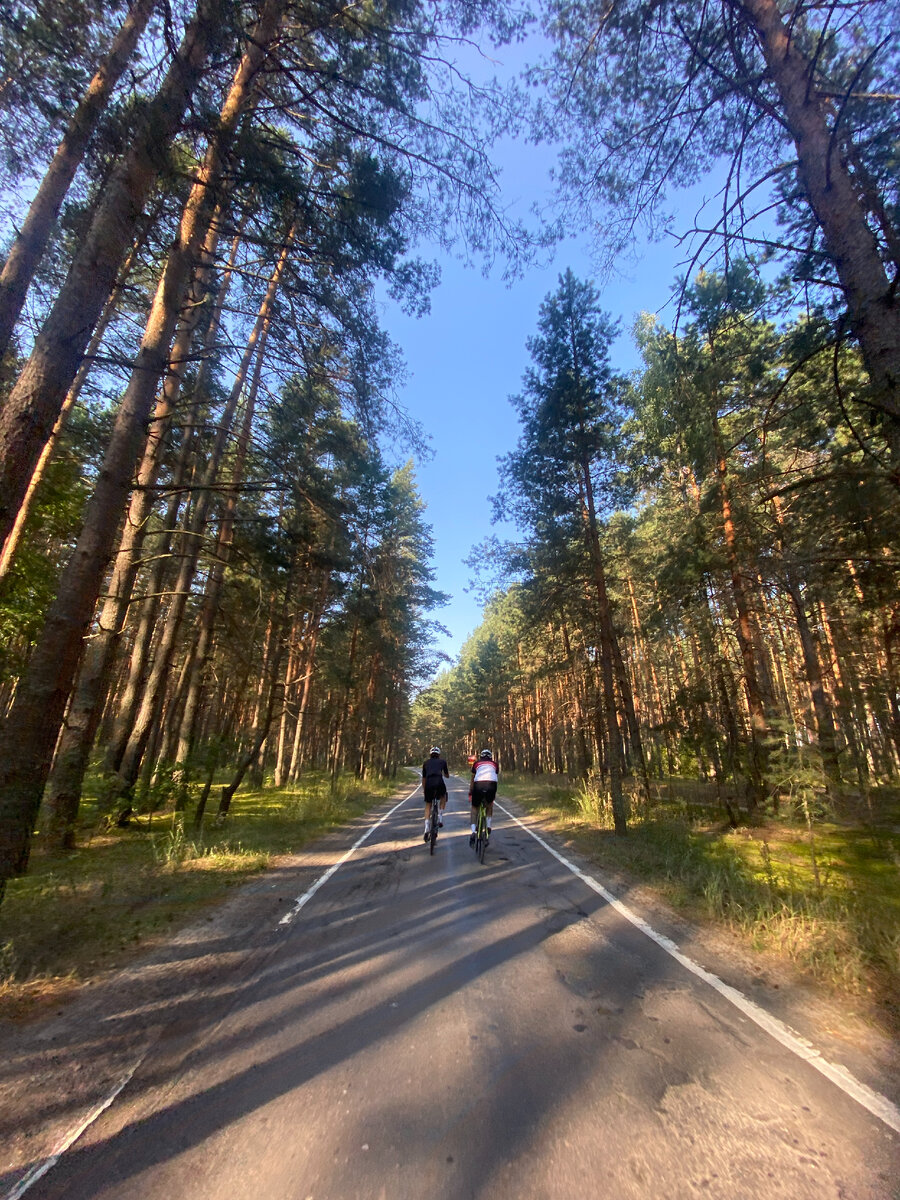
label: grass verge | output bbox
[500,773,900,1031]
[0,771,397,1020]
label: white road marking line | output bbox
[3,1054,146,1200]
[496,800,900,1136]
[277,785,420,926]
[2,785,422,1200]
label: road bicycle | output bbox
[473,800,489,863]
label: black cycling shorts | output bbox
[423,781,446,803]
[470,781,496,806]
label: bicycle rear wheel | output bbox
[479,820,487,863]
[429,808,438,854]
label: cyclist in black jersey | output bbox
[421,746,450,842]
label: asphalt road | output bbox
[8,777,900,1199]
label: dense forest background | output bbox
[410,264,900,830]
[0,0,898,909]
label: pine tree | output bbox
[497,270,637,833]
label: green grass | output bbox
[0,771,397,1018]
[501,773,900,1026]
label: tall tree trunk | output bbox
[609,632,651,800]
[151,638,195,781]
[42,215,230,850]
[103,221,244,772]
[881,604,900,766]
[273,633,300,788]
[698,584,744,792]
[381,669,404,778]
[217,593,291,816]
[174,553,225,769]
[712,411,769,808]
[559,624,591,775]
[0,207,157,583]
[776,567,841,785]
[0,0,158,360]
[172,385,271,772]
[331,612,362,784]
[626,572,669,774]
[0,0,227,550]
[0,2,285,889]
[287,593,327,782]
[819,601,869,785]
[739,0,900,466]
[355,649,382,778]
[579,463,628,834]
[112,215,295,792]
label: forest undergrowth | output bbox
[500,774,900,1032]
[0,771,395,1021]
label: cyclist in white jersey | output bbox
[469,748,498,846]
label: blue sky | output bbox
[378,36,726,669]
[379,175,714,668]
[381,219,696,667]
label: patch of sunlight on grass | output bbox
[0,769,399,1017]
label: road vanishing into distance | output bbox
[3,776,899,1200]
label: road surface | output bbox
[3,776,898,1199]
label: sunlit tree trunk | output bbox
[331,611,361,783]
[740,0,900,467]
[273,631,301,788]
[174,550,225,769]
[42,216,229,850]
[0,0,226,551]
[114,221,293,793]
[575,451,633,828]
[151,643,195,787]
[356,649,382,778]
[287,586,328,782]
[217,593,291,816]
[579,486,627,830]
[0,1,286,890]
[880,604,900,766]
[248,613,277,788]
[559,624,591,775]
[102,223,243,773]
[711,411,769,808]
[819,601,869,786]
[699,584,744,792]
[0,210,156,583]
[0,0,158,360]
[775,559,840,784]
